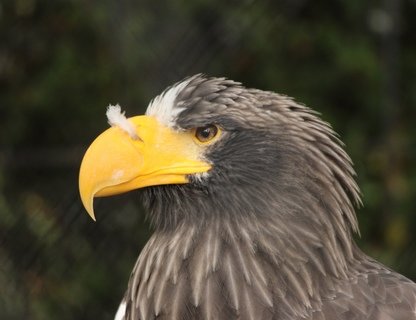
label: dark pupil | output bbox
[197,125,217,141]
[200,127,211,138]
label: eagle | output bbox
[79,75,416,320]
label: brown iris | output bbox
[195,125,219,143]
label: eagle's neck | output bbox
[126,215,360,319]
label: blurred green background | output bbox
[1,0,416,319]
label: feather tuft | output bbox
[106,104,138,140]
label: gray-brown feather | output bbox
[119,75,416,320]
[123,221,416,319]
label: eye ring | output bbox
[194,125,219,143]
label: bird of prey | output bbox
[79,75,416,320]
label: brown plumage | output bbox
[81,75,416,320]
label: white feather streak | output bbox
[181,226,195,259]
[205,228,214,275]
[192,246,205,306]
[243,286,256,320]
[106,104,138,139]
[211,221,221,271]
[146,78,192,127]
[171,276,185,320]
[235,243,252,284]
[253,277,273,308]
[204,276,214,320]
[114,301,126,320]
[225,254,240,310]
[283,265,311,308]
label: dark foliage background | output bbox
[1,0,416,319]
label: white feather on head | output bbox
[106,104,138,139]
[145,77,193,127]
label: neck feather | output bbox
[125,215,360,319]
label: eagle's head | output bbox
[79,75,364,318]
[80,74,359,233]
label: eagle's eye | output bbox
[194,125,219,143]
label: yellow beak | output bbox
[79,115,211,220]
